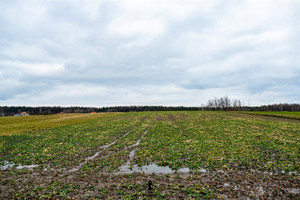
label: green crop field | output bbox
[0,113,117,136]
[0,112,299,199]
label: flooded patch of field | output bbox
[118,163,174,174]
[0,161,14,170]
[0,161,38,170]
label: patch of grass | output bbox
[0,113,118,136]
[0,112,147,168]
[136,111,300,171]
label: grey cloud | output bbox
[0,0,299,106]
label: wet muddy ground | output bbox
[1,167,299,199]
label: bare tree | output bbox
[224,96,231,108]
[206,96,243,110]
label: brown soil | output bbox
[1,168,299,199]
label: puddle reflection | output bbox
[118,163,175,174]
[117,163,196,174]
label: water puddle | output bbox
[117,162,208,174]
[287,188,300,195]
[199,168,207,173]
[129,149,137,160]
[118,163,175,174]
[117,148,191,174]
[0,161,38,170]
[0,161,14,170]
[178,167,190,173]
[16,164,39,169]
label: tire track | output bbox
[68,129,134,172]
[67,115,153,173]
[116,115,156,174]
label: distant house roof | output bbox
[20,112,29,116]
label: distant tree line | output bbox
[0,99,299,116]
[250,103,300,112]
[205,96,300,112]
[0,106,202,116]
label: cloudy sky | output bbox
[0,0,299,107]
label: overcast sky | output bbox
[0,0,299,107]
